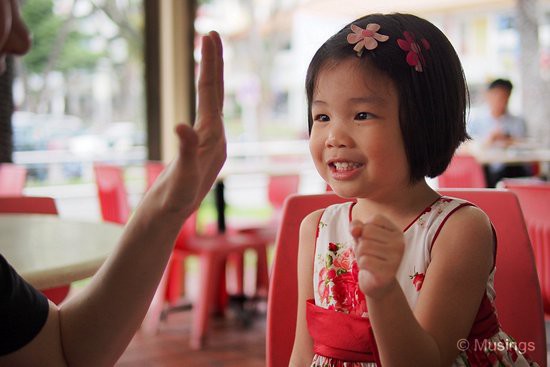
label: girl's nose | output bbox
[325,121,353,148]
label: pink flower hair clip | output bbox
[397,31,430,72]
[347,23,389,57]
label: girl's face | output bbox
[309,58,411,199]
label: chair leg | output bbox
[230,252,245,295]
[215,258,229,314]
[255,246,269,297]
[141,264,170,335]
[165,254,184,305]
[190,252,225,350]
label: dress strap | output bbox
[306,299,381,365]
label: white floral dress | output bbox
[309,196,539,367]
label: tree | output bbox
[20,0,104,111]
[88,0,145,123]
[22,0,102,74]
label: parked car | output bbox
[12,111,84,152]
[12,112,85,181]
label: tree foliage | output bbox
[21,0,103,74]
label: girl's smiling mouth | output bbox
[327,159,365,180]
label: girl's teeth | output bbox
[333,162,361,171]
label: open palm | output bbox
[150,31,226,216]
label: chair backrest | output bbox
[145,161,165,191]
[0,163,27,196]
[173,211,199,251]
[93,163,131,224]
[266,189,546,367]
[0,196,57,215]
[438,154,487,188]
[266,193,349,367]
[504,183,550,314]
[267,174,300,210]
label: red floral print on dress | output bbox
[317,241,367,316]
[317,266,337,304]
[409,270,425,291]
[397,31,430,72]
[332,247,354,271]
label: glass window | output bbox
[14,0,145,184]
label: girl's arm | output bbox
[289,209,324,367]
[0,31,225,367]
[355,206,493,367]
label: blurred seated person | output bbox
[468,78,532,187]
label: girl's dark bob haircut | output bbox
[306,13,469,182]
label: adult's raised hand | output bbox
[151,31,226,216]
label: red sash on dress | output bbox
[306,294,500,366]
[467,293,501,342]
[306,299,381,365]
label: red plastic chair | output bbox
[268,175,300,211]
[93,163,132,224]
[145,160,165,191]
[147,161,273,300]
[266,190,546,367]
[504,182,550,316]
[103,161,269,349]
[170,214,270,348]
[0,163,27,196]
[438,154,487,188]
[232,174,300,295]
[0,196,70,305]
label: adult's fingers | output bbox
[209,31,224,110]
[196,34,222,126]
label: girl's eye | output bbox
[314,114,330,122]
[355,112,373,120]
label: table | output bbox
[469,147,550,165]
[459,141,550,165]
[457,142,550,183]
[0,214,123,289]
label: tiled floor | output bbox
[116,313,550,366]
[116,307,266,367]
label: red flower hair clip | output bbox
[347,23,389,57]
[397,31,430,72]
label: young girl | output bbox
[290,13,539,367]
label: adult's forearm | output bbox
[58,196,191,366]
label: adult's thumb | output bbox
[175,123,199,158]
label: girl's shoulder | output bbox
[430,197,494,262]
[411,196,492,254]
[421,195,488,224]
[436,195,490,223]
